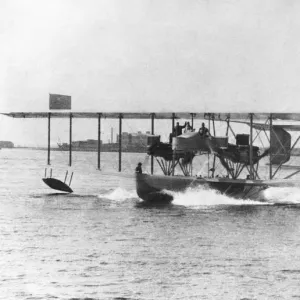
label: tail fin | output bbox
[270,126,291,165]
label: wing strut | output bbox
[118,114,122,172]
[69,113,72,166]
[249,113,254,179]
[269,113,272,179]
[151,113,155,175]
[98,113,101,170]
[47,113,51,165]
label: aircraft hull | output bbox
[135,173,271,203]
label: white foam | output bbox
[98,186,300,206]
[170,186,267,207]
[263,187,300,204]
[100,187,137,201]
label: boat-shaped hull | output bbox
[136,173,200,203]
[136,173,300,203]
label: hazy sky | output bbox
[1,0,300,145]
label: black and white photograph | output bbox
[1,0,300,299]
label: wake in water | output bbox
[97,185,300,206]
[99,187,137,202]
[262,187,300,204]
[170,185,300,207]
[169,186,267,208]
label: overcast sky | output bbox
[1,0,300,145]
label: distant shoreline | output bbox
[9,146,300,156]
[12,146,147,153]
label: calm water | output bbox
[1,149,300,300]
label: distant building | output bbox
[58,139,102,151]
[116,131,150,146]
[0,141,14,148]
[57,132,151,153]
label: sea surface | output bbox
[1,149,300,300]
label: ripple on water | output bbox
[281,269,300,274]
[2,150,300,300]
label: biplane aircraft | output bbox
[2,112,300,203]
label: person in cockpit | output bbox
[199,122,210,137]
[174,122,187,137]
[184,122,193,133]
[135,162,142,174]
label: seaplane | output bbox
[3,105,300,203]
[136,113,300,203]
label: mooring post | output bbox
[69,113,72,167]
[269,113,273,179]
[151,113,155,174]
[97,113,101,170]
[118,114,122,172]
[47,113,51,165]
[249,113,254,179]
